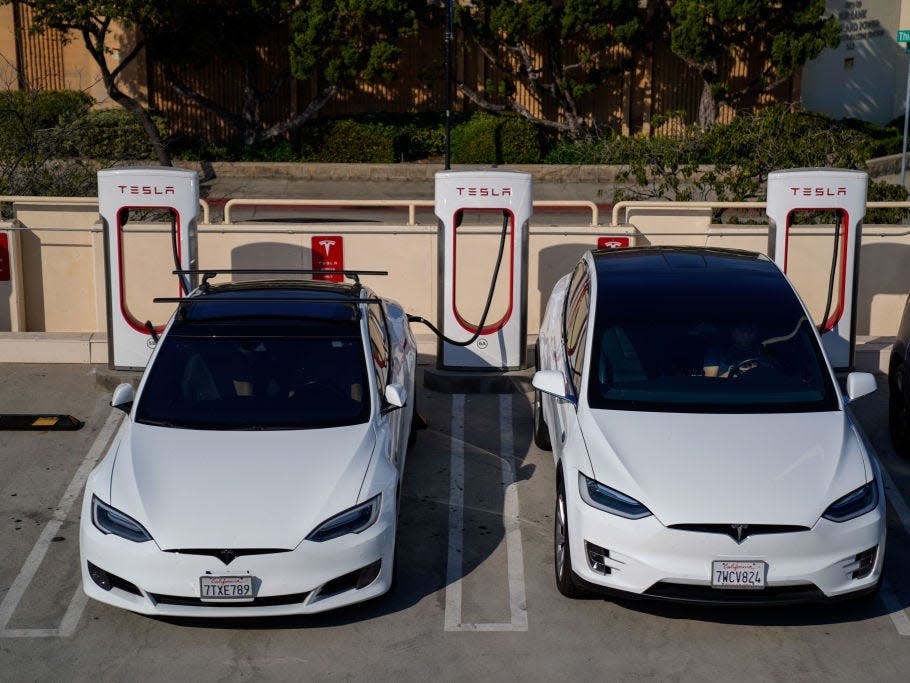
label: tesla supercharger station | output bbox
[766,168,866,371]
[99,167,199,370]
[436,171,532,370]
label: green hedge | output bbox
[300,119,400,163]
[451,112,540,164]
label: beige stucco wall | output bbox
[2,202,908,344]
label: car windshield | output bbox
[587,266,838,413]
[135,321,370,430]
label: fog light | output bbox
[853,546,877,579]
[87,561,111,591]
[585,541,611,575]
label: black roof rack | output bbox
[172,269,388,289]
[153,296,383,305]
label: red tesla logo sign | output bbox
[789,186,847,197]
[597,236,630,250]
[311,235,344,282]
[0,233,10,281]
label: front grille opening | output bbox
[644,581,824,604]
[852,546,877,579]
[318,560,382,598]
[149,592,309,608]
[87,561,142,596]
[585,541,611,575]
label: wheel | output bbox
[554,479,587,598]
[533,386,552,450]
[889,364,910,458]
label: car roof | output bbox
[589,246,797,310]
[591,246,772,274]
[173,279,371,325]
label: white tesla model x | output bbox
[533,247,885,604]
[80,276,417,616]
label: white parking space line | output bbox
[444,394,528,632]
[0,409,122,639]
[443,394,465,632]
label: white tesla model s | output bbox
[80,276,417,616]
[533,247,885,604]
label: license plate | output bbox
[711,561,766,589]
[199,575,254,602]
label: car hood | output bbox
[581,409,868,528]
[107,421,375,549]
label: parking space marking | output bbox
[443,394,465,632]
[0,409,122,639]
[444,394,528,632]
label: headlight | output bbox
[91,495,153,542]
[578,473,652,520]
[306,494,381,542]
[822,480,879,522]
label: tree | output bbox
[4,1,172,165]
[152,0,423,149]
[286,0,423,125]
[455,0,644,135]
[667,0,840,128]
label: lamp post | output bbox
[899,30,910,186]
[444,0,454,170]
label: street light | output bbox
[445,0,454,170]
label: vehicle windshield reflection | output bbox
[135,321,370,430]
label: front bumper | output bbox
[79,491,397,617]
[566,471,886,604]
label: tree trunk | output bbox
[697,77,716,129]
[81,29,172,166]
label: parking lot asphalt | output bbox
[2,361,910,681]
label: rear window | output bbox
[135,321,369,430]
[587,269,838,413]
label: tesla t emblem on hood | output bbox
[731,525,748,544]
[217,550,237,565]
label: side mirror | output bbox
[111,383,135,414]
[384,383,407,410]
[845,372,877,402]
[532,370,573,402]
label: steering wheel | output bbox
[727,357,780,378]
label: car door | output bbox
[555,262,591,454]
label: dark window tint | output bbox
[587,268,838,413]
[368,304,389,393]
[136,324,369,430]
[563,265,590,394]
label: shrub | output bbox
[300,119,399,163]
[451,112,541,164]
[867,180,910,224]
[59,108,165,160]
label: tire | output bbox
[890,364,910,458]
[533,386,552,451]
[555,479,587,598]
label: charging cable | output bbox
[408,212,509,347]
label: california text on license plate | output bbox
[711,560,766,589]
[199,575,254,602]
